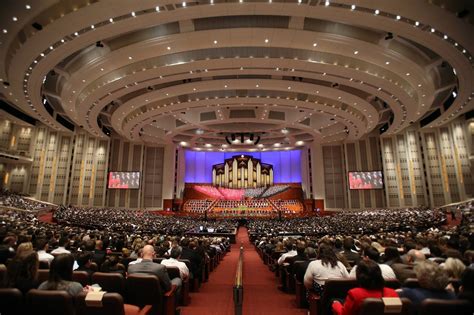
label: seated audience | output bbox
[295,247,316,283]
[38,253,85,296]
[36,238,54,266]
[332,260,399,315]
[340,237,360,267]
[390,249,424,283]
[398,260,456,306]
[443,257,466,279]
[100,255,126,277]
[127,245,180,291]
[349,246,396,280]
[75,251,95,277]
[161,246,189,280]
[6,251,39,294]
[304,244,349,291]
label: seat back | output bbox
[75,292,125,315]
[0,264,6,287]
[419,298,473,315]
[26,289,75,315]
[91,272,125,295]
[73,271,90,286]
[38,261,49,269]
[320,279,359,315]
[0,288,24,315]
[126,274,163,313]
[166,266,181,280]
[385,279,401,289]
[359,297,414,315]
[37,269,49,284]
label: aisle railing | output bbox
[233,244,244,315]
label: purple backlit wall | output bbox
[184,150,302,183]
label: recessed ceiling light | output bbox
[374,9,380,15]
[2,29,7,34]
[325,1,330,6]
[167,46,171,50]
[351,4,356,10]
[128,56,132,60]
[415,21,420,26]
[74,32,79,36]
[443,35,448,40]
[264,38,269,43]
[385,61,390,65]
[100,68,104,71]
[313,43,317,47]
[396,15,401,20]
[213,40,217,44]
[131,12,136,17]
[406,73,410,76]
[182,2,186,7]
[12,17,18,22]
[353,50,358,54]
[25,4,31,9]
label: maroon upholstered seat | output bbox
[418,298,473,315]
[0,288,24,315]
[26,289,75,315]
[75,291,152,315]
[91,272,125,295]
[358,297,414,315]
[125,274,177,315]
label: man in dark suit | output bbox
[180,238,202,280]
[340,237,360,267]
[295,247,317,283]
[128,245,181,291]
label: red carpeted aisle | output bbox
[182,227,306,315]
[241,227,306,315]
[180,228,246,315]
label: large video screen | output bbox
[108,172,140,189]
[348,171,383,190]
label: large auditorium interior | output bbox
[0,1,474,315]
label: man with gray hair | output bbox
[391,249,425,283]
[161,246,189,281]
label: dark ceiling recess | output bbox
[32,22,43,30]
[0,100,36,125]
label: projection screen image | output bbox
[108,172,140,189]
[348,171,383,190]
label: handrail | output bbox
[233,244,244,315]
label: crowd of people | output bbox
[252,207,474,313]
[0,189,53,211]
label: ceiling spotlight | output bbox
[351,4,356,10]
[324,1,330,6]
[281,128,289,134]
[374,9,380,15]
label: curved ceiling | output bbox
[0,0,473,151]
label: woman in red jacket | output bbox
[332,259,399,315]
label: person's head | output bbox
[7,251,39,287]
[75,251,92,268]
[414,261,450,291]
[443,257,466,279]
[384,247,401,263]
[406,249,426,264]
[305,247,317,259]
[36,238,49,251]
[49,254,75,284]
[356,259,384,290]
[362,246,380,262]
[16,242,33,256]
[170,246,182,259]
[58,237,69,248]
[142,245,155,260]
[343,237,355,251]
[296,241,306,257]
[317,244,338,268]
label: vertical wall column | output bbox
[310,143,325,210]
[162,144,176,210]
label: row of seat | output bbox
[0,251,227,315]
[256,246,473,315]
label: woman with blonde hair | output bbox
[398,260,455,306]
[443,257,466,279]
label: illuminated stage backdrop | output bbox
[184,150,302,184]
